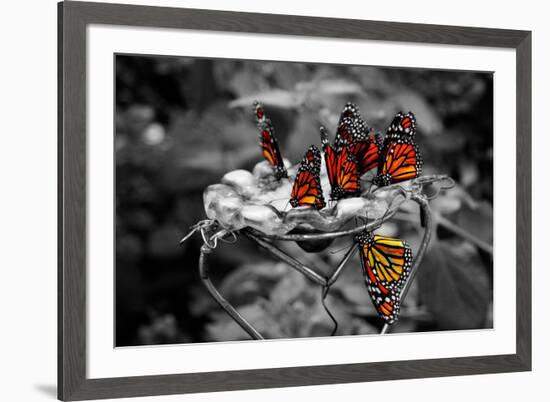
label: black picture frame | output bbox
[58,1,532,400]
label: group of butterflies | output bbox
[254,101,420,325]
[256,101,422,208]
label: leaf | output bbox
[335,280,372,308]
[206,304,285,341]
[229,77,363,112]
[285,111,324,162]
[426,129,467,153]
[304,78,363,97]
[228,90,303,110]
[417,239,492,330]
[459,159,479,188]
[389,91,443,137]
[269,269,307,306]
[218,262,287,304]
[430,191,462,215]
[122,104,155,136]
[456,201,493,246]
[330,257,374,314]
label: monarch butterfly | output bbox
[254,101,288,180]
[355,230,413,324]
[335,114,381,176]
[290,145,326,209]
[321,126,361,200]
[373,112,422,187]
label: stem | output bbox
[401,195,433,301]
[437,214,493,256]
[197,192,436,340]
[321,285,338,336]
[244,206,398,242]
[199,245,264,340]
[279,242,334,273]
[381,194,433,335]
[243,231,327,286]
[327,245,357,286]
[321,245,357,338]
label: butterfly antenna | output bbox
[321,282,338,336]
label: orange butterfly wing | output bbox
[290,146,326,209]
[351,133,382,175]
[325,145,360,200]
[375,141,422,186]
[255,102,288,180]
[374,111,422,187]
[356,231,413,324]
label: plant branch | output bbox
[198,244,264,340]
[381,194,433,335]
[327,245,357,286]
[196,191,437,340]
[436,214,493,256]
[242,231,327,286]
[321,284,339,336]
[243,206,397,242]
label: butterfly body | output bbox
[355,230,413,324]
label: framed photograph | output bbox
[58,1,531,400]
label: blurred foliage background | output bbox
[115,55,493,346]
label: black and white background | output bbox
[115,54,494,346]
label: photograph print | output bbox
[115,54,493,347]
